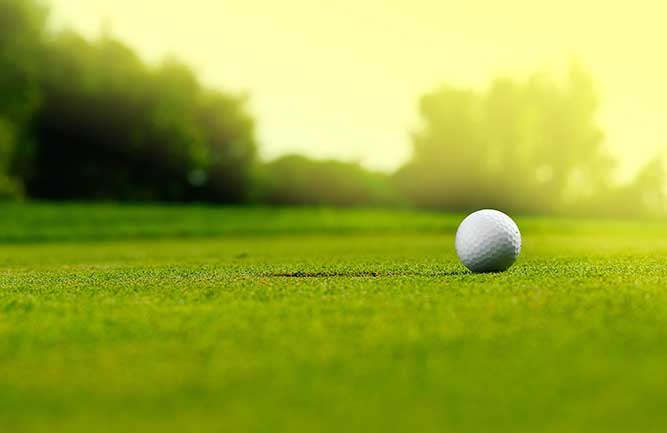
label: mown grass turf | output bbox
[1,204,667,433]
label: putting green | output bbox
[1,204,667,432]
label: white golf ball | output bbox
[455,209,521,273]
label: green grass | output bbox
[2,203,667,433]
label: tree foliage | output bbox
[395,63,618,213]
[262,155,399,207]
[0,0,257,202]
[0,0,45,123]
[0,0,46,197]
[576,156,666,218]
[25,32,257,201]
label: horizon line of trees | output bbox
[1,0,256,203]
[1,0,664,218]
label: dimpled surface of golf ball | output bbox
[455,209,521,273]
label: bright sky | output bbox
[48,0,666,179]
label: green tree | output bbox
[626,157,666,217]
[193,90,257,202]
[27,31,257,202]
[578,156,666,218]
[0,0,46,198]
[0,119,23,198]
[0,0,45,123]
[395,63,612,214]
[262,155,399,206]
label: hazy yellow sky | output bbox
[48,0,666,179]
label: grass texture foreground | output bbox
[1,204,667,433]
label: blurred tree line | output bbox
[261,155,399,207]
[396,64,666,217]
[0,0,664,217]
[1,0,255,202]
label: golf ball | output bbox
[455,209,521,273]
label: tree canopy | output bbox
[395,64,663,216]
[1,0,258,202]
